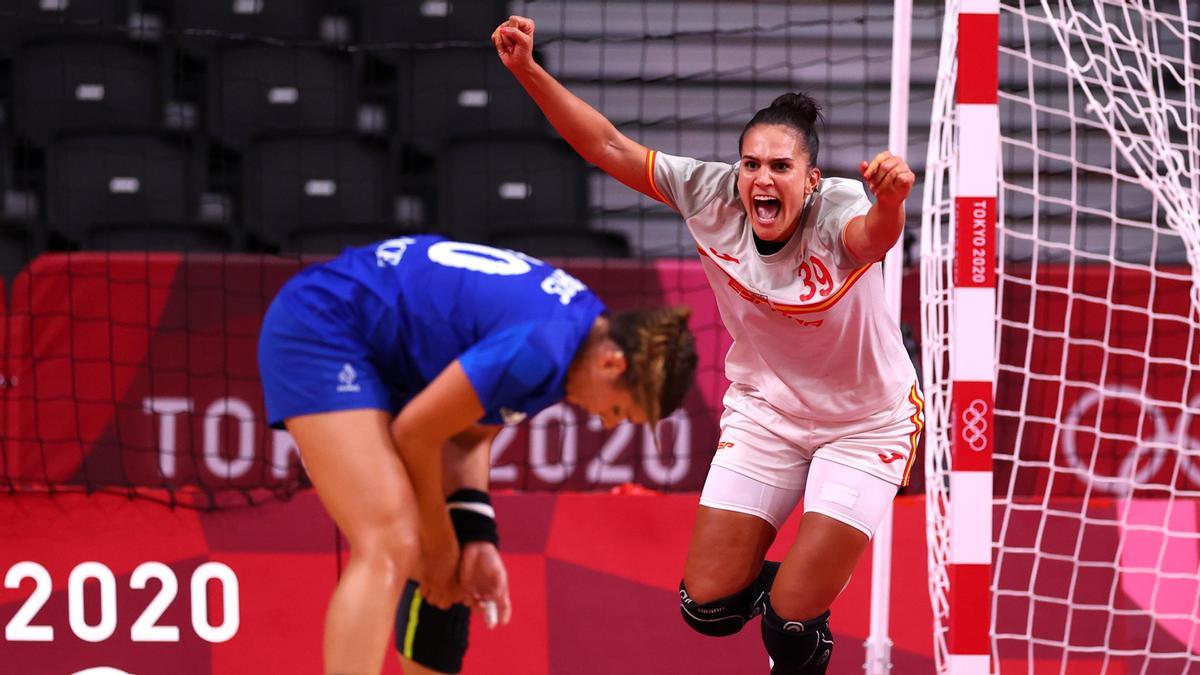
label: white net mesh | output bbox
[920,0,961,669]
[923,0,1200,672]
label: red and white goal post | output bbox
[923,0,1200,673]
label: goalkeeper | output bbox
[258,234,697,674]
[494,15,924,674]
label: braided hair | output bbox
[608,306,698,425]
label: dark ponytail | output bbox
[738,92,823,165]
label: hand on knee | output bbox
[760,597,833,674]
[349,527,420,586]
[679,560,781,637]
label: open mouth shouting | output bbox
[753,194,783,227]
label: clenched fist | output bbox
[492,15,536,71]
[859,151,915,207]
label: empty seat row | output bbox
[8,133,594,254]
[0,0,509,54]
[10,40,542,151]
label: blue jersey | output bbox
[258,235,606,427]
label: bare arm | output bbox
[442,425,513,627]
[390,360,485,608]
[844,150,916,263]
[493,16,660,202]
[442,425,499,495]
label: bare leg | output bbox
[682,506,777,602]
[288,409,422,675]
[769,512,868,620]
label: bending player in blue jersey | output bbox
[258,235,698,675]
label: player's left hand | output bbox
[860,151,915,208]
[459,542,512,628]
[492,15,536,71]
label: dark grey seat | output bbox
[242,135,391,250]
[47,133,196,247]
[207,45,356,149]
[84,222,234,252]
[0,0,134,55]
[489,228,631,259]
[396,47,545,153]
[284,223,431,256]
[439,137,587,241]
[168,0,324,55]
[0,221,38,280]
[14,39,162,146]
[359,0,507,55]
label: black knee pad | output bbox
[761,599,834,674]
[758,559,781,597]
[394,579,470,674]
[679,560,781,637]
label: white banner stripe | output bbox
[960,0,999,13]
[950,472,992,564]
[947,654,992,674]
[956,105,999,197]
[952,288,995,381]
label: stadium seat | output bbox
[0,135,40,226]
[168,0,326,54]
[396,47,545,153]
[488,228,631,259]
[84,222,234,252]
[242,135,390,250]
[207,45,356,148]
[439,137,587,241]
[358,0,507,54]
[13,39,162,146]
[0,221,38,280]
[284,223,430,255]
[46,133,197,247]
[0,0,134,54]
[0,136,9,204]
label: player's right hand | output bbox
[492,15,535,70]
[419,540,463,609]
[459,542,513,628]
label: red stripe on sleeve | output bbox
[645,150,673,208]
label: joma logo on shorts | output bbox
[877,451,904,464]
[716,441,735,450]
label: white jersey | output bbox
[648,150,917,422]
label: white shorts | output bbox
[698,381,924,537]
[699,460,897,538]
[710,382,924,491]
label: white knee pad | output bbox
[802,456,898,539]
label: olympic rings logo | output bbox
[960,399,989,451]
[1060,385,1199,496]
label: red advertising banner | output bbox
[0,254,732,494]
[4,492,1192,673]
[2,253,1191,499]
[0,492,936,674]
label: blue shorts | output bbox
[257,285,407,429]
